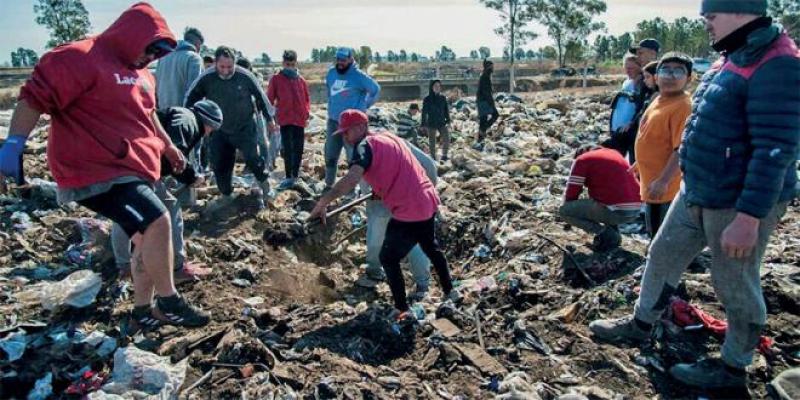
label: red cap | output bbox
[334,109,369,135]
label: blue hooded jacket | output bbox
[325,63,380,121]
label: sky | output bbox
[0,0,702,64]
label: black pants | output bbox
[210,130,267,196]
[646,202,671,239]
[78,181,167,237]
[280,125,305,179]
[379,216,453,311]
[478,113,499,137]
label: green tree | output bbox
[526,49,536,59]
[10,48,39,67]
[532,0,607,67]
[356,46,372,68]
[478,46,492,59]
[540,46,557,59]
[514,47,526,60]
[34,0,91,48]
[387,50,397,62]
[374,52,382,63]
[260,52,271,64]
[399,49,408,62]
[411,52,420,62]
[437,45,455,61]
[480,0,538,92]
[770,0,800,42]
[470,50,479,59]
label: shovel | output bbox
[303,193,372,231]
[263,193,372,247]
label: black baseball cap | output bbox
[657,51,693,73]
[629,38,661,54]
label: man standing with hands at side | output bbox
[590,0,800,390]
[309,110,460,321]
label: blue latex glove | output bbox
[0,134,27,183]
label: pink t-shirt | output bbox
[352,132,439,222]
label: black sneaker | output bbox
[669,358,747,389]
[154,295,210,327]
[589,316,651,343]
[131,306,163,330]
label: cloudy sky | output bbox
[0,0,701,64]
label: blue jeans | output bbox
[366,199,430,288]
[324,119,353,187]
[111,181,185,270]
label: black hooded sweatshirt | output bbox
[421,80,451,129]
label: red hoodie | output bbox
[267,72,311,128]
[19,2,176,189]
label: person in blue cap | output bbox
[323,47,381,190]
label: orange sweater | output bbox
[634,93,692,203]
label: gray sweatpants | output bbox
[559,199,640,234]
[365,199,431,288]
[633,193,787,369]
[111,181,185,271]
[324,119,353,187]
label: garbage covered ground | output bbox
[1,88,799,399]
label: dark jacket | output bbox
[679,25,800,218]
[476,72,496,116]
[158,107,203,185]
[421,81,451,128]
[184,66,274,137]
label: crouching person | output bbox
[559,143,642,251]
[112,100,223,284]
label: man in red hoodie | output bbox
[0,2,210,328]
[268,50,311,191]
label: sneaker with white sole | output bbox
[153,295,210,327]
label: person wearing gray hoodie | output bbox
[156,27,204,110]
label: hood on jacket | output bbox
[175,40,197,52]
[428,79,442,96]
[96,2,176,68]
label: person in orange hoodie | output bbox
[0,2,210,328]
[631,52,693,238]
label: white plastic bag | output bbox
[96,346,187,400]
[17,270,102,311]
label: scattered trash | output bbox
[17,269,103,310]
[26,372,52,400]
[0,330,28,361]
[96,346,187,399]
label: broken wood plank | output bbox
[454,343,508,376]
[430,318,461,338]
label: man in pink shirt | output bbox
[309,109,460,320]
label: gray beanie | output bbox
[701,0,767,15]
[192,99,223,130]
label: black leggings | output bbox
[379,216,453,311]
[78,181,167,237]
[280,125,305,179]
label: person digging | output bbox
[308,109,461,322]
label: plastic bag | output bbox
[96,346,187,400]
[17,270,102,311]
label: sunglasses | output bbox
[657,66,688,79]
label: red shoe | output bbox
[174,262,212,285]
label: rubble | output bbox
[0,88,798,399]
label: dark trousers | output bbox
[646,202,671,238]
[280,125,305,179]
[379,216,454,311]
[210,130,267,196]
[478,113,499,137]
